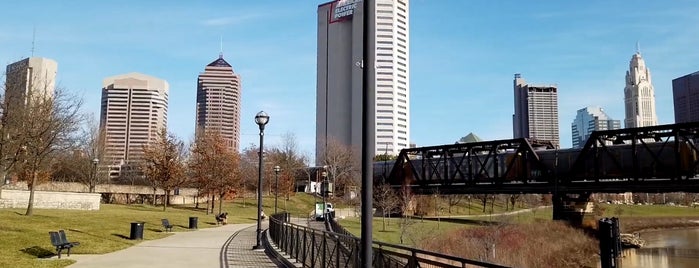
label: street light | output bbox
[321,169,328,222]
[92,158,99,192]
[90,157,100,193]
[274,165,281,214]
[253,111,269,250]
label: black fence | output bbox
[269,212,509,268]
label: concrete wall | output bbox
[1,182,204,205]
[0,190,100,210]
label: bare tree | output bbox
[51,117,106,192]
[445,194,464,214]
[374,183,400,231]
[142,130,187,211]
[239,144,260,208]
[318,137,360,197]
[268,132,307,201]
[16,87,84,216]
[476,194,489,213]
[399,184,414,244]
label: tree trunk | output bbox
[382,212,386,231]
[218,193,224,215]
[163,189,170,211]
[25,171,37,216]
[152,188,157,206]
[195,188,200,209]
[210,193,215,214]
[0,169,6,199]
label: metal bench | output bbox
[49,230,79,258]
[161,219,173,232]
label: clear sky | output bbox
[2,1,699,160]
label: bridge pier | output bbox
[552,192,593,226]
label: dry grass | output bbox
[419,220,598,268]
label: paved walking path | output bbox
[66,222,283,268]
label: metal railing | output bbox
[269,212,509,268]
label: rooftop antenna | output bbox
[31,27,36,57]
[636,41,640,54]
[219,36,223,58]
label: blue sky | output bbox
[2,1,699,159]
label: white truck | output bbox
[314,202,334,221]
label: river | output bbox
[620,227,699,268]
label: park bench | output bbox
[49,230,80,258]
[215,212,228,225]
[161,219,173,232]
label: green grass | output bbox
[6,193,692,268]
[336,206,554,246]
[0,192,319,268]
[598,203,699,217]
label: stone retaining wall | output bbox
[0,190,100,210]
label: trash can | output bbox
[189,217,198,229]
[130,222,144,240]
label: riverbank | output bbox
[619,216,699,233]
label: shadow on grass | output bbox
[170,205,209,213]
[411,216,498,226]
[111,233,130,240]
[21,246,55,258]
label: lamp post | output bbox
[274,165,281,214]
[321,169,328,222]
[253,111,269,250]
[314,183,318,219]
[92,158,99,192]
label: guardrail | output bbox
[269,212,509,268]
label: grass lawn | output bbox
[337,206,554,246]
[0,192,318,268]
[598,203,699,217]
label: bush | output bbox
[419,221,597,267]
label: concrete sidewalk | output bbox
[66,222,283,268]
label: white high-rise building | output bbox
[624,49,658,128]
[316,0,410,162]
[571,106,621,148]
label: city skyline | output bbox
[2,1,699,159]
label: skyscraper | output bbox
[624,49,658,128]
[512,74,559,147]
[195,53,241,151]
[100,73,168,174]
[316,0,410,162]
[5,57,57,101]
[672,71,699,124]
[571,106,621,148]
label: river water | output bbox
[620,228,699,268]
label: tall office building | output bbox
[195,53,241,151]
[100,73,169,173]
[316,0,410,163]
[571,106,621,148]
[512,74,560,147]
[672,71,699,123]
[5,57,57,102]
[624,50,658,128]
